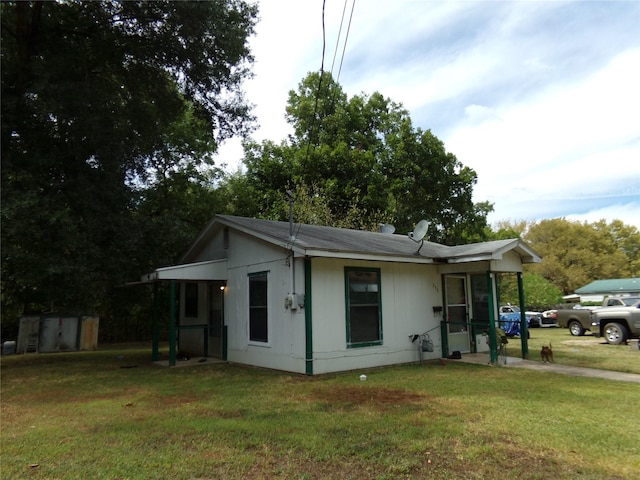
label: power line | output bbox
[302,0,327,167]
[335,0,356,84]
[330,0,349,76]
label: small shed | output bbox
[141,215,541,374]
[16,315,99,354]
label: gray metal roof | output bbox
[182,215,541,265]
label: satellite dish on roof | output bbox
[408,220,430,255]
[408,220,429,242]
[379,223,396,234]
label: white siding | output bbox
[310,258,443,374]
[222,229,307,373]
[490,251,524,273]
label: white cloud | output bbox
[565,203,640,228]
[446,48,640,225]
[217,1,640,229]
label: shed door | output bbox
[446,276,470,353]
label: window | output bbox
[345,268,382,347]
[249,272,268,343]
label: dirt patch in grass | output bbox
[310,385,426,411]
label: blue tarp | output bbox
[499,313,524,337]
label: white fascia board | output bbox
[303,249,436,264]
[141,259,228,282]
[494,241,541,264]
[445,255,494,264]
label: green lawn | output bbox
[1,339,639,480]
[509,326,640,374]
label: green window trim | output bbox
[344,267,383,348]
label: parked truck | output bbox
[557,296,640,336]
[592,301,640,345]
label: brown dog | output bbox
[540,343,553,363]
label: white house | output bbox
[141,215,541,374]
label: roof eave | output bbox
[303,249,437,263]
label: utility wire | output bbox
[302,0,327,167]
[330,0,349,76]
[335,0,356,84]
[291,0,328,243]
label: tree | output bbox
[498,272,563,309]
[1,1,258,325]
[233,72,491,243]
[522,219,637,294]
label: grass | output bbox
[509,326,640,374]
[1,337,639,480]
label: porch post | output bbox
[304,257,313,375]
[221,285,227,361]
[169,279,177,367]
[152,282,159,362]
[440,320,448,358]
[517,272,529,359]
[487,271,498,365]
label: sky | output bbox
[217,0,640,229]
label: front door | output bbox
[446,276,470,353]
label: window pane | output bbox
[346,269,382,345]
[249,274,268,343]
[250,307,268,342]
[249,275,267,306]
[349,305,380,343]
[448,305,467,333]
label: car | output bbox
[499,305,545,328]
[540,309,559,327]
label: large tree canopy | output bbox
[494,218,640,296]
[1,0,257,319]
[523,218,639,295]
[231,72,492,244]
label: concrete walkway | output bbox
[458,353,640,384]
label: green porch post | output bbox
[517,272,529,359]
[169,280,177,367]
[152,282,159,362]
[440,320,448,358]
[203,326,208,357]
[487,272,498,365]
[440,276,448,358]
[304,257,313,375]
[222,325,228,361]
